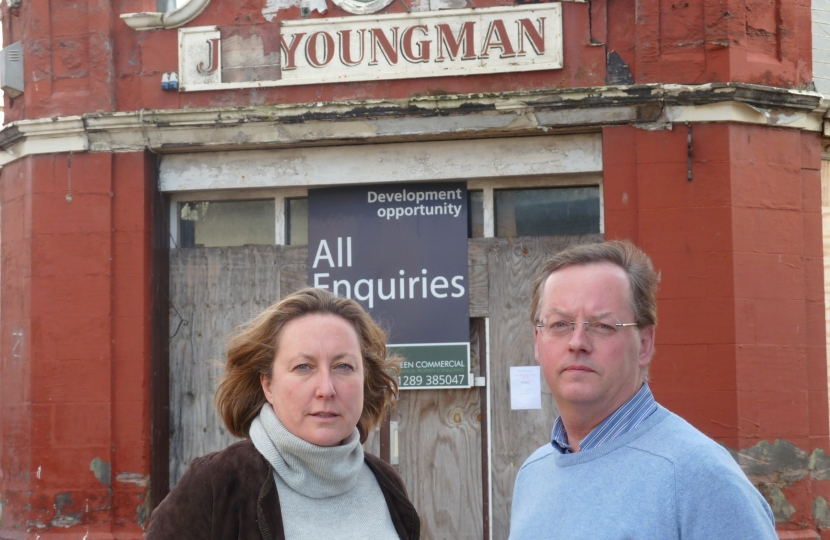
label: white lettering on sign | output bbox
[368,187,465,220]
[312,237,352,268]
[312,236,466,309]
[178,5,562,91]
[313,270,466,308]
[179,26,222,87]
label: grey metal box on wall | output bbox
[1,42,24,99]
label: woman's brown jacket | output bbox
[145,439,420,540]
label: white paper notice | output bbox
[510,366,542,410]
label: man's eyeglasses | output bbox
[535,319,639,339]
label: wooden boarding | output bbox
[168,246,281,485]
[486,234,601,540]
[168,234,600,539]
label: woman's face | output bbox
[261,314,365,447]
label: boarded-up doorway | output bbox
[167,234,600,539]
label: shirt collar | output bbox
[551,383,657,454]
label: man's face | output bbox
[534,262,655,420]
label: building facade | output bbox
[1,0,829,538]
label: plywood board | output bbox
[168,246,281,486]
[169,240,487,490]
[487,234,602,540]
[168,235,599,538]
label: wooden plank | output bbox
[168,246,282,485]
[169,244,391,482]
[469,238,491,318]
[395,388,482,540]
[170,239,493,506]
[488,234,602,540]
[280,245,308,298]
[391,323,483,540]
[474,318,490,540]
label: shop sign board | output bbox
[308,183,470,389]
[178,4,562,90]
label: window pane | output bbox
[495,186,600,237]
[468,190,484,238]
[287,197,308,245]
[179,200,275,248]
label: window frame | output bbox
[468,174,603,238]
[168,174,603,248]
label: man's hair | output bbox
[530,240,660,328]
[215,287,399,442]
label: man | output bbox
[509,240,776,539]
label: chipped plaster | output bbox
[729,440,830,525]
[89,458,111,488]
[262,0,327,21]
[0,84,826,170]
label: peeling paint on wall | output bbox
[735,440,809,485]
[262,0,327,21]
[221,34,280,83]
[728,440,830,524]
[115,472,149,487]
[810,449,830,480]
[137,491,151,529]
[429,0,466,9]
[51,492,82,528]
[814,496,830,529]
[115,472,152,528]
[89,458,111,487]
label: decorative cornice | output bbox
[0,83,827,168]
[120,0,212,30]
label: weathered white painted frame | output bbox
[168,176,603,247]
[0,85,825,170]
[163,133,603,247]
[120,0,212,30]
[332,0,394,15]
[159,133,602,191]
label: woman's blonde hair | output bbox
[215,287,400,442]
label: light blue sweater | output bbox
[509,406,777,540]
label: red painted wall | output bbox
[1,0,814,122]
[604,123,829,535]
[0,152,153,537]
[606,0,812,87]
[0,0,826,536]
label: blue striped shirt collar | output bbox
[551,383,658,454]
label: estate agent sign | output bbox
[308,183,471,389]
[178,4,562,90]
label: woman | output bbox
[147,287,420,540]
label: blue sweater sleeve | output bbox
[675,446,777,540]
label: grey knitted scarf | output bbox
[249,403,364,498]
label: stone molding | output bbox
[0,83,827,168]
